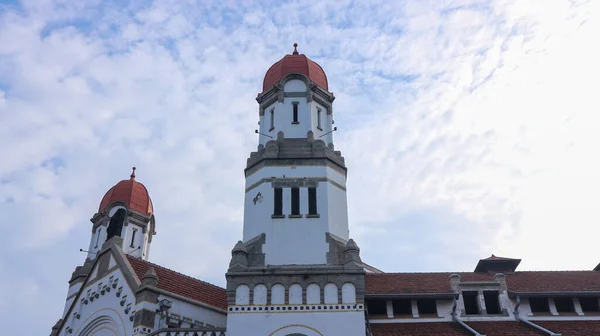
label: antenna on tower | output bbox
[319,127,338,137]
[80,248,97,256]
[129,246,142,255]
[255,130,274,139]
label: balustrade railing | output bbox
[148,327,226,336]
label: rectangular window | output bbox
[366,299,387,316]
[292,102,299,123]
[273,188,283,216]
[95,228,102,248]
[317,108,322,130]
[554,297,575,313]
[463,291,480,315]
[130,229,137,248]
[269,109,274,131]
[392,299,412,316]
[579,297,600,312]
[484,291,501,314]
[308,187,317,215]
[291,187,300,215]
[417,299,437,315]
[529,298,550,313]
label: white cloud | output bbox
[0,0,599,334]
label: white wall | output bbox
[243,166,349,265]
[59,268,133,336]
[226,310,366,336]
[258,79,334,146]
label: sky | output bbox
[0,0,599,334]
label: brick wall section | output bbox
[466,321,546,336]
[370,323,469,336]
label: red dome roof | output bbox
[262,44,328,93]
[99,168,153,215]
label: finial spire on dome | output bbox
[292,43,299,55]
[130,167,136,180]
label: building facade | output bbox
[51,46,600,336]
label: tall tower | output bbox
[226,45,367,336]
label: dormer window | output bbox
[463,291,480,315]
[529,298,550,313]
[484,291,501,314]
[292,102,299,124]
[417,299,437,315]
[579,297,600,313]
[554,297,575,313]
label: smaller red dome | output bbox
[262,43,328,93]
[99,167,153,215]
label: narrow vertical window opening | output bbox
[130,229,137,248]
[269,109,274,131]
[317,108,322,130]
[484,291,501,314]
[106,209,126,240]
[95,228,102,248]
[273,188,283,217]
[463,291,480,315]
[308,187,318,215]
[291,188,300,215]
[292,102,299,124]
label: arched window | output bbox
[106,209,126,240]
[289,283,303,304]
[342,283,356,303]
[235,284,250,305]
[306,283,320,304]
[324,283,338,304]
[271,284,285,304]
[253,284,267,305]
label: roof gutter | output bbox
[509,291,600,298]
[365,293,458,300]
[451,297,485,336]
[514,295,562,336]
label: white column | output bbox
[411,300,419,318]
[386,300,394,318]
[574,298,584,316]
[548,298,559,316]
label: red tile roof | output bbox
[262,46,328,92]
[536,320,600,335]
[366,273,490,295]
[99,169,153,215]
[482,254,517,261]
[370,322,468,336]
[126,255,227,310]
[466,322,546,336]
[475,254,521,273]
[507,271,600,293]
[365,271,600,295]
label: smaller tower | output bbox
[87,167,155,260]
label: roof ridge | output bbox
[127,255,225,290]
[366,270,598,275]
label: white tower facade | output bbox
[244,74,348,265]
[227,44,366,336]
